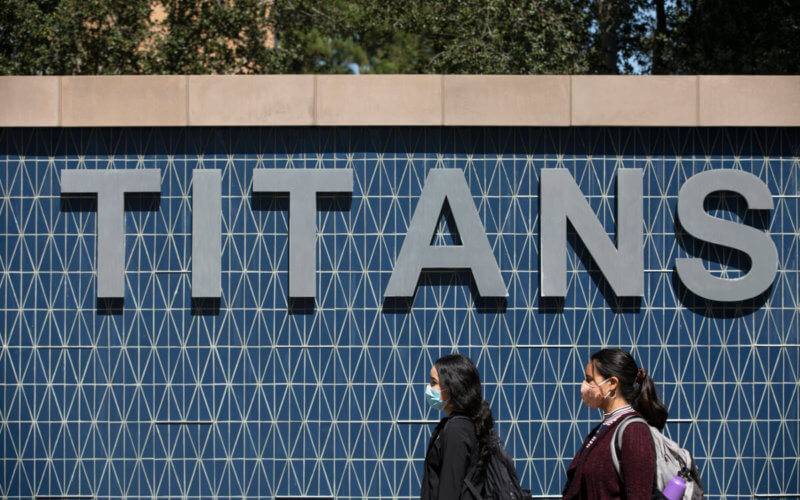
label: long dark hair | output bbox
[590,348,669,430]
[435,353,497,472]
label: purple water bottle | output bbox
[662,474,687,500]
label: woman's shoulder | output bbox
[615,412,654,446]
[442,414,476,436]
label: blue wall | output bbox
[1,127,798,499]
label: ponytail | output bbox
[591,349,669,430]
[633,370,669,430]
[472,399,498,473]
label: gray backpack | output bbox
[611,416,704,500]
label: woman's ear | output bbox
[609,376,620,393]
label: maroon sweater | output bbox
[562,411,656,499]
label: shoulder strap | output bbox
[610,416,649,481]
[463,476,483,500]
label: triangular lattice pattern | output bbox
[0,127,798,499]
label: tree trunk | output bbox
[596,0,619,74]
[652,0,667,74]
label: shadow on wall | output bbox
[5,126,798,159]
[382,271,508,314]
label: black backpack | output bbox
[447,417,531,500]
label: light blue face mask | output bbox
[425,385,448,411]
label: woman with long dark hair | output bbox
[421,353,497,500]
[562,348,669,499]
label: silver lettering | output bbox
[675,170,777,302]
[540,168,643,297]
[192,170,222,298]
[60,169,161,298]
[252,169,353,299]
[385,169,506,298]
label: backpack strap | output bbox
[609,416,649,482]
[463,476,483,500]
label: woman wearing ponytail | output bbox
[562,348,669,499]
[421,353,497,500]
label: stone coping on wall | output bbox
[1,75,798,127]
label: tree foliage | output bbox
[0,0,276,74]
[0,0,152,74]
[271,0,595,74]
[1,0,798,75]
[151,0,276,73]
[663,0,800,74]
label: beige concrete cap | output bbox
[1,75,799,127]
[189,75,314,126]
[316,75,442,126]
[61,75,187,127]
[572,75,698,126]
[444,75,570,126]
[0,77,60,127]
[699,76,800,127]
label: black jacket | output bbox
[421,413,479,500]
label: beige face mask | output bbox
[580,377,612,409]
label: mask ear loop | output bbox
[592,363,616,400]
[600,377,616,400]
